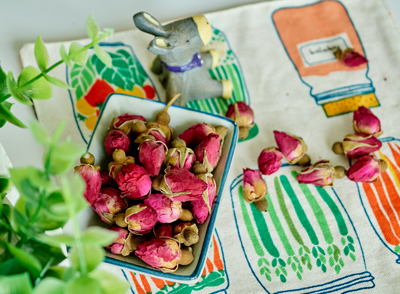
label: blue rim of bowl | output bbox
[87,93,239,282]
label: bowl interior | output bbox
[64,93,238,283]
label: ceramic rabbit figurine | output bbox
[133,12,233,106]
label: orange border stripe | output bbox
[363,182,400,245]
[389,143,400,169]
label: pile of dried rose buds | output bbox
[242,106,386,212]
[75,96,228,273]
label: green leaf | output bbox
[35,35,49,71]
[44,266,69,280]
[0,259,27,276]
[86,14,100,41]
[30,120,51,146]
[9,167,40,203]
[94,44,112,68]
[81,227,118,246]
[36,233,75,246]
[347,235,354,244]
[327,245,333,255]
[43,190,69,222]
[66,276,101,294]
[0,177,11,193]
[7,243,42,278]
[33,277,65,294]
[70,244,104,273]
[69,42,88,66]
[53,140,85,160]
[26,166,53,189]
[44,74,73,89]
[90,270,130,294]
[6,72,33,105]
[61,173,87,213]
[22,239,66,268]
[46,140,85,175]
[349,253,356,261]
[18,66,52,100]
[0,101,27,128]
[0,62,9,98]
[60,44,72,67]
[0,273,33,294]
[335,264,341,274]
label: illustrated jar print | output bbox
[272,0,379,117]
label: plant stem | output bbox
[28,189,46,225]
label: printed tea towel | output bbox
[20,0,400,293]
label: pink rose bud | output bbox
[104,130,130,157]
[92,187,127,225]
[135,238,180,272]
[75,164,101,206]
[353,107,383,137]
[144,193,182,223]
[106,226,146,256]
[335,48,368,67]
[178,123,216,148]
[100,170,115,186]
[159,168,208,202]
[135,128,168,146]
[296,160,337,187]
[243,168,267,203]
[125,204,158,235]
[342,133,382,159]
[225,102,255,140]
[274,131,308,164]
[346,155,386,183]
[258,147,283,175]
[139,138,168,177]
[111,113,146,135]
[154,223,173,239]
[191,174,216,224]
[193,133,221,173]
[164,140,196,170]
[116,163,152,200]
[147,122,174,145]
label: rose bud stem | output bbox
[179,209,194,221]
[334,166,346,179]
[332,142,344,154]
[239,127,250,141]
[255,197,268,212]
[156,93,181,126]
[179,248,194,266]
[183,229,199,246]
[115,212,128,227]
[122,233,147,256]
[171,138,186,148]
[215,125,228,139]
[380,159,388,173]
[80,152,95,165]
[192,162,208,174]
[131,120,148,134]
[152,174,163,191]
[298,154,311,167]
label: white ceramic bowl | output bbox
[64,93,238,284]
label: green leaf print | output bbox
[347,236,354,244]
[70,59,96,99]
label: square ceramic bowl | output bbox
[64,93,238,284]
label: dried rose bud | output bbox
[296,160,342,187]
[125,204,158,235]
[180,248,194,265]
[135,127,168,146]
[75,164,101,206]
[258,147,283,175]
[336,133,382,159]
[346,155,386,183]
[104,130,130,157]
[144,193,182,223]
[92,187,127,225]
[193,133,221,173]
[138,137,168,177]
[164,140,196,171]
[243,168,267,203]
[178,123,216,148]
[334,48,368,67]
[159,168,207,202]
[135,238,180,272]
[353,106,382,137]
[191,174,216,224]
[226,102,255,140]
[154,223,173,239]
[109,113,146,135]
[100,170,115,186]
[147,122,174,145]
[105,226,145,256]
[116,163,152,200]
[108,149,135,180]
[274,131,308,164]
[173,222,199,246]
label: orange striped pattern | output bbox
[130,272,146,294]
[140,274,152,293]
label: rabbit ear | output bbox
[148,37,172,55]
[133,12,169,37]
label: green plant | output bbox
[0,121,129,294]
[0,15,113,129]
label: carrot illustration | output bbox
[362,182,400,245]
[139,275,152,293]
[150,277,166,290]
[129,272,146,294]
[389,143,400,168]
[378,173,400,238]
[206,257,214,273]
[202,267,206,277]
[213,235,224,271]
[165,280,175,287]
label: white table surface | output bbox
[0,0,399,168]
